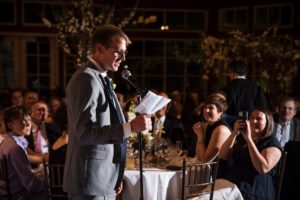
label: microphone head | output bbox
[121,70,131,80]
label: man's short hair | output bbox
[228,60,248,76]
[92,24,131,48]
[4,106,30,132]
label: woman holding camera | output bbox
[219,107,282,200]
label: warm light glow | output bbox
[160,25,169,31]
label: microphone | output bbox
[121,66,148,98]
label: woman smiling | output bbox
[219,107,282,200]
[192,94,231,162]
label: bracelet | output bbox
[197,140,204,144]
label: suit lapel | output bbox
[290,119,296,140]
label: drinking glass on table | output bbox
[153,143,164,166]
[175,141,182,154]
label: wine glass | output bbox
[175,141,182,154]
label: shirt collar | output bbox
[281,121,290,127]
[31,122,39,132]
[9,132,28,150]
[156,115,166,124]
[88,57,107,78]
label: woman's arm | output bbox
[219,120,241,160]
[193,122,206,161]
[247,139,281,174]
[193,122,231,162]
[242,120,282,174]
[203,125,231,162]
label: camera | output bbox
[238,111,248,121]
[238,111,248,131]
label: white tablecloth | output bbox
[123,168,182,200]
[123,170,244,200]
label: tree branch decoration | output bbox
[42,0,140,68]
[201,27,300,93]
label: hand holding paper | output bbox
[135,91,171,115]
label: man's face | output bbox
[31,102,48,124]
[11,91,23,106]
[50,99,61,114]
[279,100,296,122]
[8,115,32,136]
[155,105,168,119]
[24,92,38,107]
[98,36,127,72]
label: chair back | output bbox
[280,141,300,200]
[276,151,287,200]
[0,156,12,200]
[181,159,219,200]
[43,160,67,199]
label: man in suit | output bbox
[274,96,300,148]
[154,92,186,149]
[221,60,268,117]
[27,101,52,154]
[63,24,150,200]
[26,100,59,165]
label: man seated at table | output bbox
[0,106,47,199]
[154,92,187,149]
[273,96,300,148]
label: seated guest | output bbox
[167,90,184,120]
[10,88,24,107]
[273,96,300,148]
[26,101,59,165]
[23,90,39,110]
[47,96,63,123]
[0,106,47,199]
[50,104,68,165]
[192,94,231,162]
[154,92,187,148]
[49,104,68,199]
[220,107,282,200]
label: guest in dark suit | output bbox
[154,92,187,148]
[221,60,268,117]
[63,24,150,200]
[273,96,300,148]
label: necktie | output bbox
[103,76,127,188]
[279,123,289,147]
[35,127,42,153]
[104,76,114,97]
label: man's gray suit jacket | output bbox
[63,61,126,196]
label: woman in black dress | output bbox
[220,107,282,200]
[192,94,231,162]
